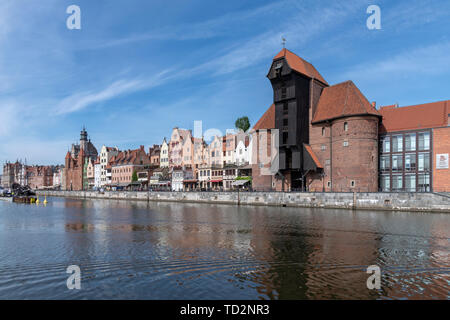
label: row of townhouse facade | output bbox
[1,161,64,190]
[62,125,253,191]
[164,127,253,191]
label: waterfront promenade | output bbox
[36,190,450,213]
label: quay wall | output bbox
[35,190,450,213]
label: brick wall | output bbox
[433,126,450,192]
[331,116,379,192]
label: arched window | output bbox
[344,122,348,131]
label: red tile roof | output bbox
[273,49,328,85]
[379,100,449,133]
[252,104,275,130]
[304,144,323,169]
[312,80,380,123]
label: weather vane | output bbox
[282,37,286,48]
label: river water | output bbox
[0,196,448,299]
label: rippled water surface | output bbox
[0,197,449,299]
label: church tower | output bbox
[80,126,88,151]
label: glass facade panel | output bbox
[392,155,403,172]
[404,133,416,151]
[418,174,430,192]
[381,136,390,153]
[380,155,390,172]
[405,153,416,172]
[392,175,403,191]
[405,175,416,192]
[418,132,430,150]
[392,135,403,152]
[378,131,432,193]
[380,175,390,192]
[418,153,430,171]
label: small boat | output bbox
[0,196,13,202]
[12,196,37,204]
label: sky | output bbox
[0,0,449,172]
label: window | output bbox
[343,140,349,147]
[404,133,416,151]
[281,87,286,99]
[325,159,330,165]
[283,102,288,114]
[418,153,430,171]
[392,175,403,191]
[418,132,430,150]
[392,154,403,172]
[418,174,430,192]
[282,132,288,144]
[322,127,325,136]
[327,181,331,188]
[321,145,326,151]
[283,118,288,126]
[405,153,416,171]
[381,136,390,153]
[344,122,348,131]
[405,175,416,192]
[350,180,355,187]
[392,135,403,152]
[380,155,390,172]
[380,175,390,192]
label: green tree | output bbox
[235,116,250,132]
[132,170,138,182]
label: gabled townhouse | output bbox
[223,133,237,165]
[94,157,101,189]
[208,136,223,168]
[100,145,119,186]
[168,127,191,168]
[235,131,252,166]
[149,144,161,167]
[86,157,95,189]
[160,138,169,168]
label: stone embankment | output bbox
[35,190,450,213]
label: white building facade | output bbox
[100,145,119,186]
[160,138,169,168]
[94,162,101,189]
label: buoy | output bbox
[43,196,48,205]
[36,196,40,205]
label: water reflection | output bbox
[0,197,448,299]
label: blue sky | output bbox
[0,0,449,172]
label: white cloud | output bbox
[54,69,173,115]
[342,41,450,81]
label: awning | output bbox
[210,179,223,183]
[151,181,170,186]
[232,180,250,186]
[183,179,198,183]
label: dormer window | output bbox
[275,62,283,77]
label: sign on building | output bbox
[436,154,449,169]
